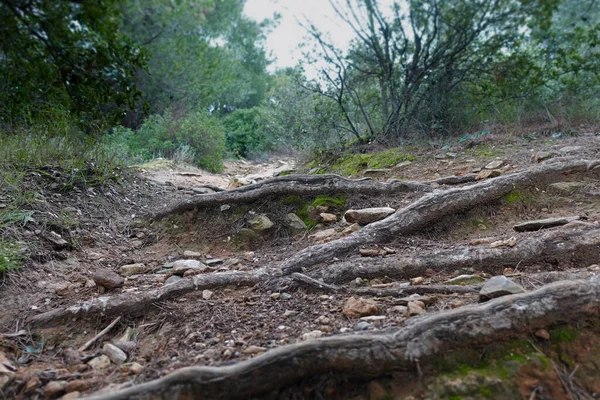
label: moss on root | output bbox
[312,147,417,176]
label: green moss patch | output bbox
[328,148,417,176]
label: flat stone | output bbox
[485,160,505,169]
[476,169,502,180]
[535,329,551,340]
[285,213,307,231]
[243,345,266,354]
[308,228,338,241]
[87,355,111,370]
[320,213,337,223]
[513,216,580,232]
[127,362,144,375]
[164,275,182,285]
[548,181,585,193]
[479,276,525,301]
[342,297,378,318]
[92,268,124,290]
[302,330,323,340]
[410,277,425,285]
[558,146,582,153]
[65,380,89,393]
[446,152,458,158]
[103,343,127,365]
[249,214,274,231]
[171,259,208,275]
[342,223,361,235]
[45,231,70,250]
[183,250,203,258]
[360,315,386,321]
[344,207,395,225]
[533,152,554,162]
[447,274,485,285]
[61,391,81,399]
[119,263,148,276]
[44,381,67,398]
[202,290,214,300]
[354,321,373,331]
[407,301,426,316]
[393,161,412,170]
[363,168,391,177]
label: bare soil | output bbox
[2,130,600,399]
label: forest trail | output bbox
[3,131,600,399]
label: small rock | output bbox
[363,168,391,177]
[220,204,231,212]
[65,380,89,393]
[535,329,551,340]
[25,376,41,393]
[119,263,148,276]
[183,250,203,258]
[388,305,408,315]
[202,290,214,300]
[342,223,361,235]
[450,300,466,308]
[558,146,582,153]
[446,274,485,285]
[243,251,255,261]
[476,169,502,180]
[125,362,144,375]
[533,152,554,162]
[61,391,81,399]
[285,213,307,231]
[446,152,458,158]
[205,258,223,266]
[315,315,331,325]
[407,301,426,316]
[393,160,412,170]
[280,292,292,300]
[479,276,525,301]
[320,213,338,223]
[548,181,585,193]
[63,348,81,366]
[360,315,386,322]
[84,279,96,288]
[308,228,338,241]
[342,297,378,318]
[243,345,266,355]
[410,276,425,285]
[249,214,274,231]
[164,275,182,285]
[45,231,71,250]
[302,330,323,340]
[44,381,67,398]
[354,321,373,331]
[172,259,209,275]
[485,160,505,169]
[92,269,124,290]
[270,293,280,300]
[344,207,396,225]
[103,343,127,365]
[114,341,136,353]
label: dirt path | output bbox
[3,133,600,399]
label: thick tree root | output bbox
[320,225,600,283]
[280,159,600,275]
[152,174,430,219]
[86,277,600,400]
[29,271,267,327]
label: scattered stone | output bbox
[548,181,585,193]
[164,275,182,285]
[319,295,330,301]
[44,381,67,398]
[344,207,396,225]
[475,169,502,180]
[285,213,307,231]
[172,259,209,275]
[114,341,136,353]
[342,223,361,235]
[205,258,223,266]
[92,268,124,290]
[434,154,446,160]
[363,168,391,177]
[84,279,96,288]
[315,315,331,325]
[450,300,466,308]
[119,263,148,276]
[410,276,425,285]
[513,216,580,232]
[559,146,582,153]
[388,305,408,316]
[354,321,373,331]
[393,160,412,170]
[183,250,203,258]
[45,231,71,250]
[125,362,144,375]
[65,380,89,393]
[447,275,485,285]
[353,277,368,287]
[202,290,214,300]
[243,345,266,355]
[360,315,386,322]
[407,301,426,316]
[228,177,255,189]
[63,348,81,366]
[535,329,551,340]
[342,297,378,318]
[359,248,387,257]
[280,292,292,300]
[485,160,505,169]
[479,276,525,301]
[490,237,518,248]
[191,187,215,194]
[103,343,127,365]
[446,152,458,158]
[243,251,255,261]
[302,330,323,340]
[308,228,338,241]
[249,214,274,231]
[320,213,337,223]
[220,204,231,212]
[61,391,81,399]
[533,152,554,162]
[270,293,280,300]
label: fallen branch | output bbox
[319,226,600,283]
[279,159,600,275]
[152,174,430,219]
[78,316,121,352]
[29,271,266,328]
[86,277,600,400]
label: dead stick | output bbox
[78,316,121,352]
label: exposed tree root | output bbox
[280,160,600,275]
[152,174,430,219]
[86,277,600,400]
[29,271,267,327]
[319,226,600,283]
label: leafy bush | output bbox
[222,108,270,159]
[105,110,226,172]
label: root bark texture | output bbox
[86,277,600,400]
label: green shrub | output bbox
[222,107,270,159]
[105,110,226,172]
[0,239,27,272]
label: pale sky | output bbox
[244,0,357,72]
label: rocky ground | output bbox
[2,129,600,399]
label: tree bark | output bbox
[85,277,600,400]
[280,159,600,275]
